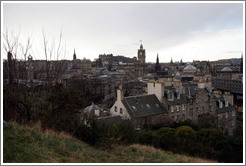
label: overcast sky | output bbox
[2,2,244,63]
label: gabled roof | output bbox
[122,94,167,118]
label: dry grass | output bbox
[4,123,217,163]
[22,122,73,140]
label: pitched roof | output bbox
[122,94,167,118]
[216,105,236,114]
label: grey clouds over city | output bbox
[2,2,244,62]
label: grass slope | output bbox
[3,123,216,163]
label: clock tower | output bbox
[138,44,146,64]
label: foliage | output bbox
[139,125,243,163]
[40,83,85,134]
[76,118,138,147]
[3,123,216,163]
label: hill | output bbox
[3,122,216,163]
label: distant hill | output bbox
[3,122,217,163]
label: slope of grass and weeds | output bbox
[3,122,216,163]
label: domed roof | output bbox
[221,67,232,72]
[183,64,197,71]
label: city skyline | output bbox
[2,1,244,62]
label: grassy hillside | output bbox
[3,122,216,163]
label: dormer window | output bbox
[171,106,174,113]
[225,99,229,107]
[219,101,223,108]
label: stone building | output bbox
[110,87,169,129]
[147,79,237,135]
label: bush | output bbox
[153,127,176,151]
[175,126,196,155]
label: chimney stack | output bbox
[117,85,123,101]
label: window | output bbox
[171,106,174,113]
[120,108,123,114]
[155,103,160,108]
[114,106,117,112]
[132,106,136,110]
[146,104,150,108]
[177,105,180,112]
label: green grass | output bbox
[3,122,216,163]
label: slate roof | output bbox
[122,94,167,118]
[216,105,236,114]
[215,98,236,114]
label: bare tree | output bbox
[42,28,67,85]
[20,36,32,83]
[3,28,20,85]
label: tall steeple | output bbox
[156,53,159,65]
[155,53,161,73]
[73,49,76,60]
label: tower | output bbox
[73,49,76,60]
[137,44,146,64]
[170,58,175,74]
[155,53,161,73]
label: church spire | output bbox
[73,49,76,60]
[170,57,173,64]
[155,53,161,73]
[156,53,159,65]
